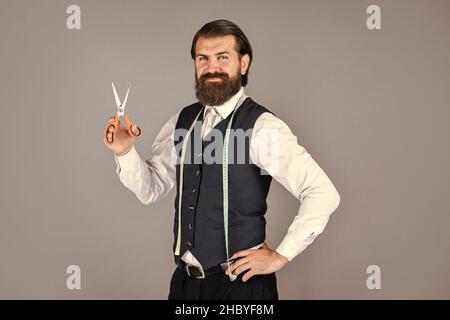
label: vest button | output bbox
[187,242,192,247]
[196,170,200,176]
[192,188,196,193]
[188,224,192,229]
[188,205,194,211]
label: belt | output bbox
[177,260,227,279]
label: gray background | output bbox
[1,0,449,299]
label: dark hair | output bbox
[191,19,253,87]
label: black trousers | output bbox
[168,266,278,300]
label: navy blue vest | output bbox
[173,97,273,269]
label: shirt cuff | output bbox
[113,145,141,171]
[275,234,313,262]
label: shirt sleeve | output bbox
[250,112,341,261]
[113,111,180,205]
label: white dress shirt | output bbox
[113,87,341,269]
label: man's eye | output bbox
[198,56,206,61]
[218,56,228,60]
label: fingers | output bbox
[123,113,141,137]
[105,124,114,144]
[230,249,252,260]
[225,262,255,282]
[230,260,251,276]
[229,257,248,274]
[104,115,119,144]
[105,118,115,144]
[129,124,141,137]
[242,270,256,282]
[103,113,140,145]
[104,117,113,144]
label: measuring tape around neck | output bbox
[175,93,246,282]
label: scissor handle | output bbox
[123,113,142,137]
[129,125,141,137]
[105,114,141,144]
[105,115,119,144]
[106,124,115,144]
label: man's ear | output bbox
[240,54,250,76]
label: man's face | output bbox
[194,35,249,106]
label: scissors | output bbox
[106,82,141,144]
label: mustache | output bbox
[199,72,229,81]
[195,69,242,106]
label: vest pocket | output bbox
[213,222,242,229]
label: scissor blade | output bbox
[119,82,131,116]
[111,82,122,109]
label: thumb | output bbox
[130,124,139,135]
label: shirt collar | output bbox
[204,86,246,119]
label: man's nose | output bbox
[206,58,220,73]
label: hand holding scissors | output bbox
[105,82,141,145]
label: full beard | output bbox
[195,69,242,106]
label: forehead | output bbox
[195,35,237,55]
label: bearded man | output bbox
[103,19,340,300]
